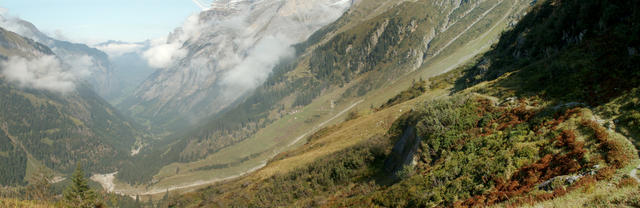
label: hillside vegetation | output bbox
[116,0,532,190]
[0,198,53,208]
[167,0,640,207]
[0,27,148,186]
[0,0,637,207]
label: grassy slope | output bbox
[170,83,449,207]
[0,198,53,208]
[115,0,530,193]
[171,65,638,207]
[492,88,640,207]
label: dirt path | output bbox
[135,163,267,196]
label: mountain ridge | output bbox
[0,27,148,186]
[0,15,123,100]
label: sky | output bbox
[0,0,203,44]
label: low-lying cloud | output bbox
[0,8,95,93]
[142,14,204,68]
[143,41,186,68]
[1,55,91,93]
[0,8,47,44]
[218,0,352,95]
[96,42,145,57]
[221,35,294,94]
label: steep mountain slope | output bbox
[118,0,353,132]
[170,0,640,206]
[112,0,531,194]
[0,27,148,186]
[0,15,122,100]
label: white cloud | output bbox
[142,14,204,68]
[0,16,39,42]
[1,55,91,93]
[96,42,145,57]
[0,7,8,16]
[221,35,294,93]
[179,14,206,41]
[52,29,70,42]
[61,55,93,78]
[218,0,350,95]
[142,40,187,68]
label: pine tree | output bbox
[63,164,97,208]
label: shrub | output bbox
[618,176,639,188]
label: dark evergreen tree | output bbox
[63,164,98,208]
[147,196,155,208]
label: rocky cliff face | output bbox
[119,0,353,130]
[384,126,422,177]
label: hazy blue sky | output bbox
[1,0,203,44]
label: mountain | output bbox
[0,27,148,186]
[0,15,122,101]
[0,0,637,207]
[169,0,640,206]
[94,40,156,104]
[118,0,354,132]
[111,0,532,192]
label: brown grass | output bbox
[618,176,639,188]
[468,130,585,206]
[460,106,633,207]
[0,198,53,208]
[475,98,537,137]
[581,119,631,170]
